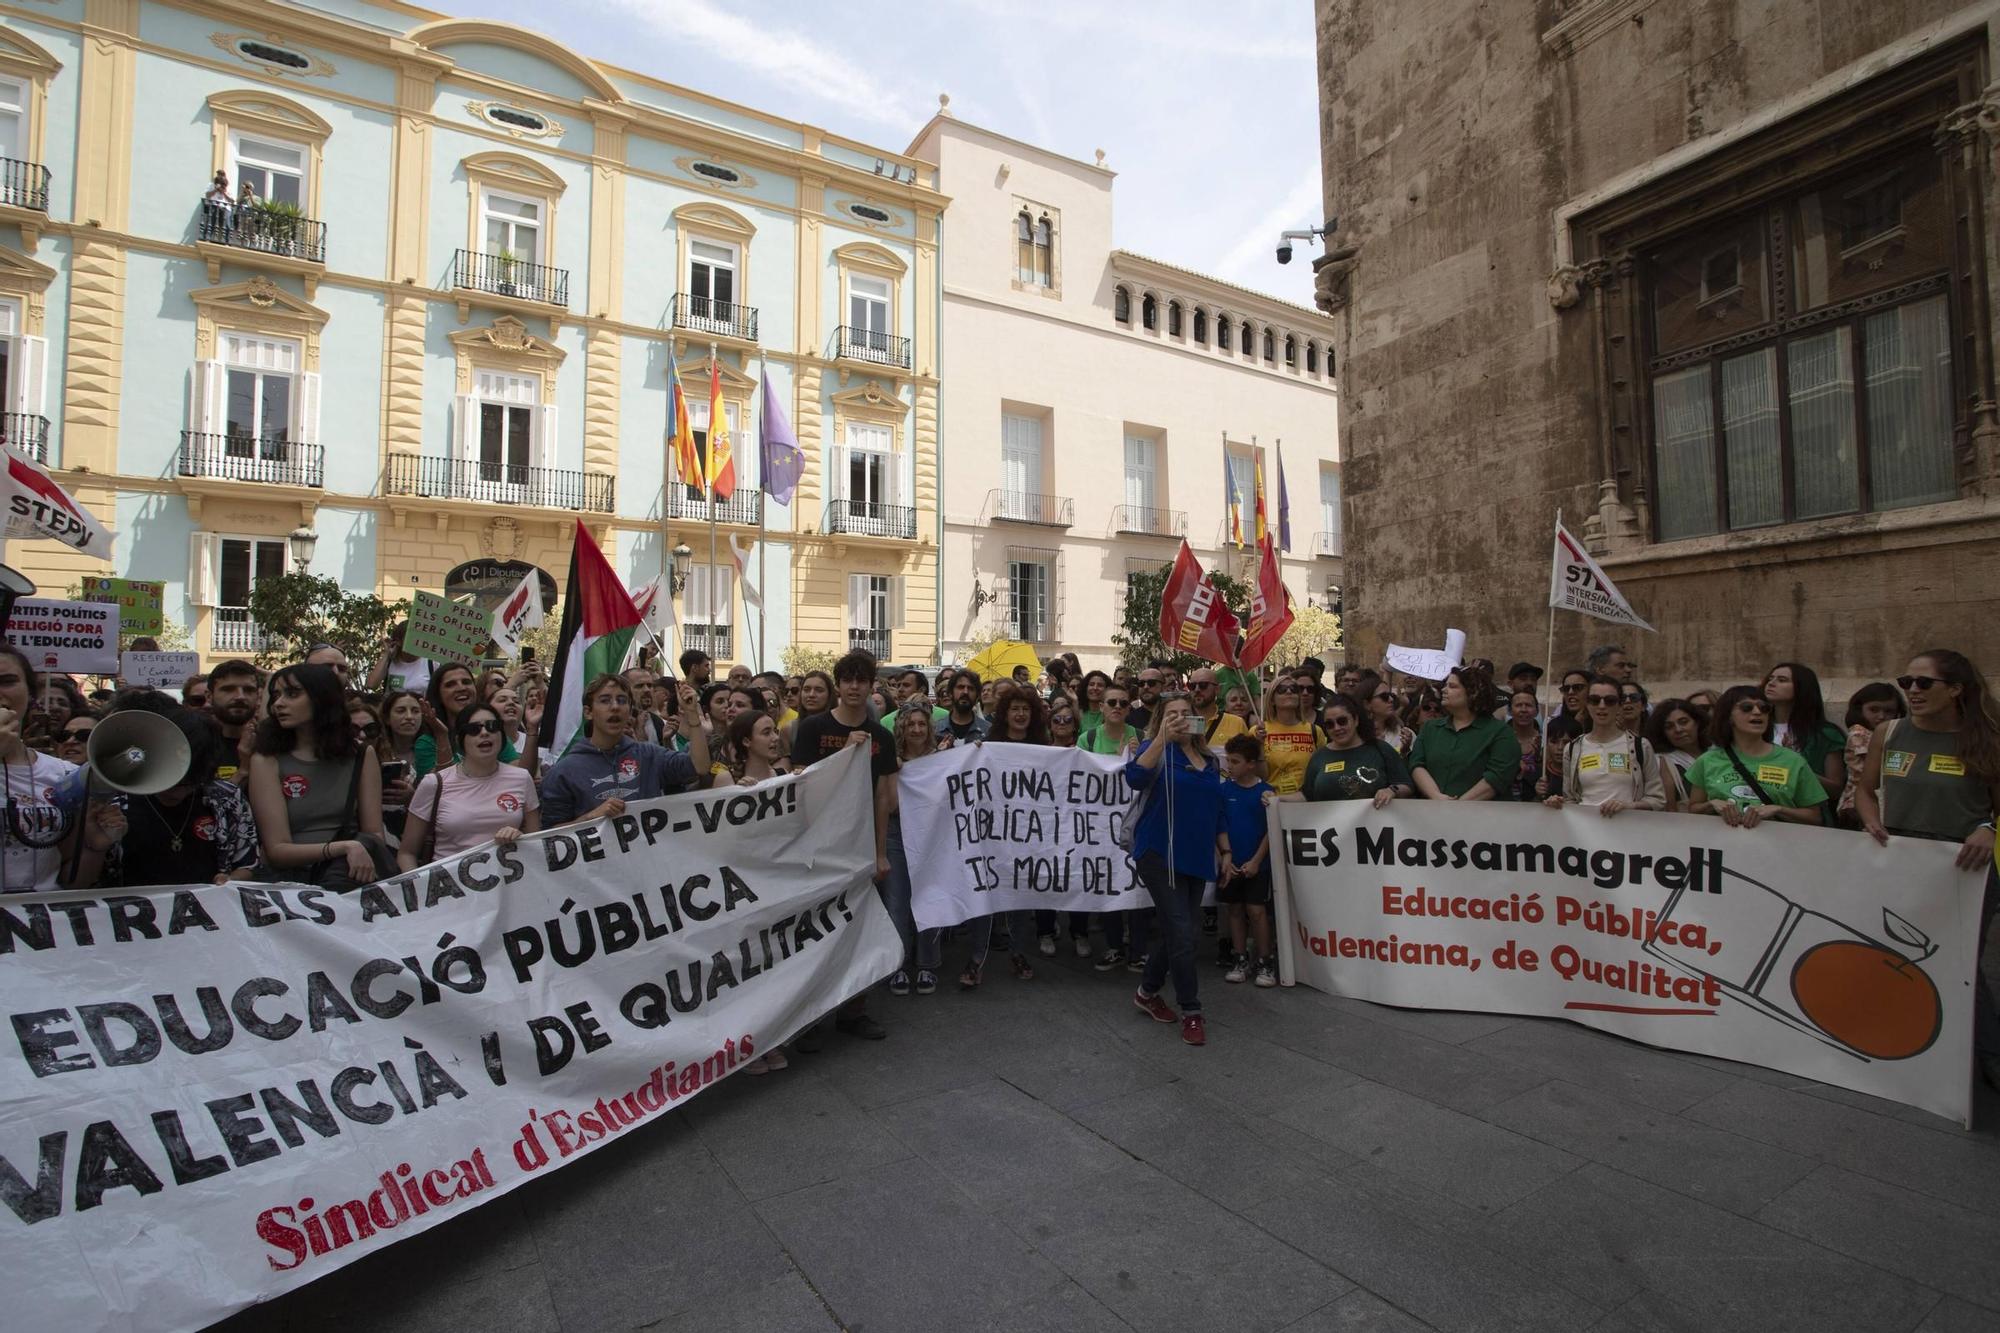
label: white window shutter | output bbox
[715,566,734,626]
[2,334,23,415]
[887,446,904,508]
[847,574,865,631]
[189,533,217,607]
[892,576,906,630]
[537,401,558,467]
[194,360,226,435]
[14,335,45,417]
[296,370,321,444]
[452,394,474,462]
[830,442,847,503]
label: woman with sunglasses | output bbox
[1684,685,1828,827]
[1552,669,1593,730]
[1855,650,2000,1085]
[1080,685,1140,757]
[397,702,539,873]
[54,715,96,768]
[1644,698,1710,812]
[414,662,519,776]
[1258,678,1326,796]
[1545,676,1665,817]
[1763,661,1845,807]
[1836,682,1904,828]
[1617,682,1649,737]
[1294,693,1411,807]
[1049,697,1082,748]
[1410,666,1521,802]
[1353,671,1415,756]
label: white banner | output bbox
[489,566,545,659]
[1273,801,1980,1124]
[900,743,1148,930]
[1548,518,1654,630]
[121,650,202,689]
[0,747,900,1333]
[1384,627,1466,682]
[5,597,118,672]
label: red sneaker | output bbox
[1133,989,1178,1023]
[1181,1014,1206,1046]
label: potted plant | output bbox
[494,248,520,296]
[254,198,305,253]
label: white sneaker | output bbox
[1037,934,1057,957]
[1073,935,1092,959]
[1224,955,1250,984]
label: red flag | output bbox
[1158,541,1241,667]
[1239,532,1295,669]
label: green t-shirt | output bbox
[1410,715,1522,799]
[1685,744,1828,811]
[1080,725,1140,756]
[1079,710,1104,734]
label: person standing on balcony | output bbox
[203,171,231,237]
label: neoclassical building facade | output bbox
[1,0,943,669]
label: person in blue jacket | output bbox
[1122,691,1227,1047]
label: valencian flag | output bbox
[666,357,702,494]
[705,361,737,500]
[1240,455,1295,668]
[3,451,113,559]
[758,369,804,506]
[1158,540,1241,667]
[540,521,645,759]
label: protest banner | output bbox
[4,596,118,672]
[1384,627,1466,682]
[1271,800,1981,1124]
[80,576,165,635]
[403,589,494,663]
[0,747,901,1333]
[121,650,202,689]
[901,742,1148,930]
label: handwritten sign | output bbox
[122,650,203,689]
[403,590,493,663]
[1385,627,1466,682]
[5,597,118,672]
[80,576,165,635]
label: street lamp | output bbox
[288,526,319,571]
[669,542,693,593]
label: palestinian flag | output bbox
[539,522,643,759]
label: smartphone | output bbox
[381,761,410,785]
[521,646,536,664]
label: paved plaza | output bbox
[221,945,2000,1333]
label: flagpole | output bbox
[708,342,721,673]
[1543,507,1561,729]
[755,356,768,676]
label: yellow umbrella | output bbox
[967,639,1043,685]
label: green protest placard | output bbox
[79,576,164,635]
[403,590,494,663]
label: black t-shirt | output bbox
[122,792,226,885]
[791,709,898,782]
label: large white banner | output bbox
[1273,801,1982,1124]
[900,743,1147,930]
[0,748,900,1333]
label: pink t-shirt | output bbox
[417,764,539,859]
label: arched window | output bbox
[1326,345,1336,377]
[1192,307,1208,344]
[1033,214,1053,288]
[1167,300,1182,336]
[1263,329,1276,363]
[1305,341,1319,374]
[1114,286,1131,324]
[1239,320,1254,355]
[1284,335,1297,367]
[1216,315,1232,350]
[1015,211,1035,284]
[1141,293,1157,330]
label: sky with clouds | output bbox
[429,0,1326,306]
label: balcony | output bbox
[452,247,568,309]
[1,413,48,464]
[386,454,614,513]
[0,158,50,213]
[828,325,911,371]
[681,625,733,659]
[666,485,763,525]
[211,607,271,655]
[179,432,325,488]
[990,489,1074,527]
[196,202,326,263]
[848,628,891,658]
[1113,504,1186,538]
[1314,530,1343,558]
[672,293,758,344]
[823,498,917,540]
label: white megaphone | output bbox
[86,711,193,796]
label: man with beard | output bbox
[678,648,714,690]
[203,660,264,785]
[933,669,988,744]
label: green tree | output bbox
[1112,565,1253,674]
[780,644,838,677]
[1272,603,1345,667]
[246,572,400,671]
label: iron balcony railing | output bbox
[848,629,891,658]
[1113,503,1186,537]
[666,485,763,525]
[0,158,50,212]
[1314,530,1343,558]
[1,413,48,463]
[211,608,271,654]
[196,202,328,263]
[829,325,912,370]
[990,489,1074,527]
[823,498,917,539]
[672,293,759,342]
[179,431,325,487]
[452,248,569,307]
[681,625,733,659]
[386,454,614,513]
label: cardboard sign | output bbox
[80,576,165,635]
[121,650,202,689]
[4,597,118,672]
[403,590,494,663]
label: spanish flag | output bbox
[706,361,737,500]
[667,357,702,494]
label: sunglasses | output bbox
[1372,691,1396,703]
[1274,685,1298,694]
[1621,694,1643,703]
[1328,714,1355,726]
[1587,694,1620,705]
[1561,683,1586,693]
[1104,699,1129,707]
[62,726,95,739]
[354,722,382,738]
[1735,701,1769,714]
[461,719,505,736]
[1897,675,1942,692]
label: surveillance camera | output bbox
[1276,243,1293,265]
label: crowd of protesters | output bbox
[1,628,1992,1083]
